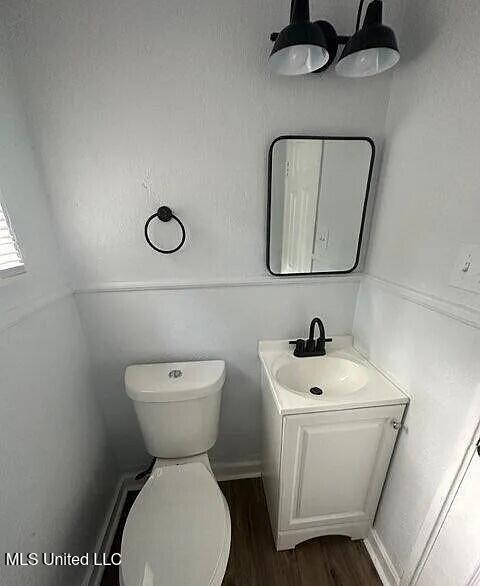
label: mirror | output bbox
[267,136,374,275]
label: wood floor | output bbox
[101,477,381,586]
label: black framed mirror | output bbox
[267,136,375,276]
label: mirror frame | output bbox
[266,135,375,276]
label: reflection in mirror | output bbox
[267,137,374,275]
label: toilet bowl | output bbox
[121,361,230,586]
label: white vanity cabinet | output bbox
[259,339,408,551]
[284,405,404,548]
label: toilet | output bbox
[120,360,231,586]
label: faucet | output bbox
[289,317,332,357]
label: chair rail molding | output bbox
[363,274,480,329]
[74,274,362,294]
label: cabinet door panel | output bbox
[279,405,404,532]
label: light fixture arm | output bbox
[337,1,387,45]
[270,0,350,45]
[290,0,310,24]
[355,0,366,32]
[338,0,368,44]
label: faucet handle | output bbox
[289,339,305,357]
[315,337,333,351]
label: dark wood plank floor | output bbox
[101,478,381,586]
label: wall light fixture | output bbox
[269,0,399,77]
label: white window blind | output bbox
[0,201,24,276]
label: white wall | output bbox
[2,0,402,288]
[364,0,480,313]
[354,281,480,579]
[0,26,66,328]
[354,0,480,580]
[1,0,402,469]
[0,297,118,586]
[0,25,116,586]
[76,279,359,469]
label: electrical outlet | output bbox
[450,244,480,294]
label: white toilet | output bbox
[120,360,231,586]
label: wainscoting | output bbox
[354,275,480,583]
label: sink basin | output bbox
[259,338,409,413]
[274,356,369,398]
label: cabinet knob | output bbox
[391,419,402,431]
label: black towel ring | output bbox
[144,206,186,254]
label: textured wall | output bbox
[364,0,480,312]
[76,279,359,469]
[0,297,118,586]
[354,279,480,578]
[2,0,402,288]
[0,26,66,328]
[0,26,116,586]
[1,0,401,469]
[354,0,480,579]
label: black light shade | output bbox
[335,0,399,78]
[269,23,331,75]
[269,0,333,76]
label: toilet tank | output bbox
[125,360,225,458]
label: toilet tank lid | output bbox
[125,360,226,402]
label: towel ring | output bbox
[144,206,186,254]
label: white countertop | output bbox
[259,337,409,415]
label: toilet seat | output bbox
[120,462,231,586]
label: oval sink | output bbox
[274,357,369,398]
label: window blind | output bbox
[0,201,24,276]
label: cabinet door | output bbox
[279,405,404,532]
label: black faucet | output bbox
[289,317,332,358]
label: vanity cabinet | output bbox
[261,375,405,550]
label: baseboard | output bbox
[83,472,144,586]
[364,528,401,586]
[212,459,262,481]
